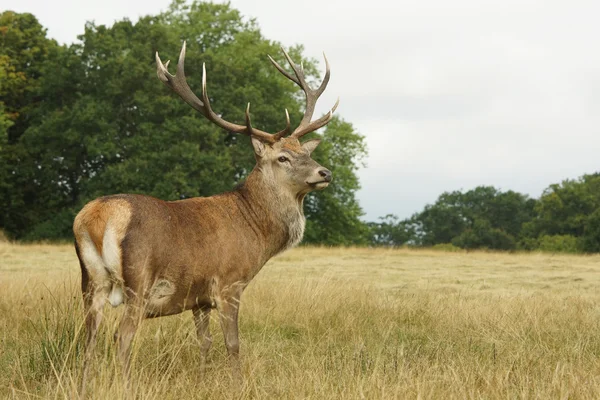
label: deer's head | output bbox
[156,42,337,196]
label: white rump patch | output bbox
[79,223,125,308]
[80,232,110,282]
[102,224,122,278]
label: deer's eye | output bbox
[278,156,289,163]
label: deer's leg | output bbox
[80,282,109,397]
[115,299,144,381]
[216,292,242,380]
[193,305,213,369]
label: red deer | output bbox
[74,41,338,393]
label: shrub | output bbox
[537,234,582,253]
[451,219,516,250]
[517,237,540,251]
[22,209,76,241]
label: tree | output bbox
[0,3,369,244]
[407,186,534,250]
[367,214,413,246]
[452,218,516,250]
[303,117,368,245]
[0,11,58,143]
[523,174,600,252]
[0,11,62,237]
[410,191,467,246]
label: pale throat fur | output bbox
[233,161,307,258]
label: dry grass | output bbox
[2,242,600,399]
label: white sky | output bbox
[4,0,600,220]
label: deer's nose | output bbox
[318,168,332,182]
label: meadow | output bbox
[1,241,600,399]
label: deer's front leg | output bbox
[216,292,242,380]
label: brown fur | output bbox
[75,136,331,393]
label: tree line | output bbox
[369,175,600,253]
[1,3,598,251]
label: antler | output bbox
[156,42,337,143]
[156,41,289,144]
[268,48,339,139]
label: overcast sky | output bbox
[5,0,600,220]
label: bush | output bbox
[582,209,600,253]
[451,219,516,250]
[537,235,582,254]
[517,237,540,251]
[22,209,76,241]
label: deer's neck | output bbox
[233,169,306,258]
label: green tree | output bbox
[524,174,600,252]
[303,117,368,245]
[0,11,62,237]
[367,214,413,246]
[0,3,369,244]
[408,186,534,250]
[410,191,467,246]
[0,11,58,143]
[452,218,516,250]
[582,209,600,253]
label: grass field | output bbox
[2,242,600,399]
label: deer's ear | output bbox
[251,137,267,157]
[302,139,321,155]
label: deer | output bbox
[73,41,338,395]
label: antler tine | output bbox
[157,41,280,144]
[315,52,331,97]
[273,109,291,140]
[176,41,186,82]
[293,97,340,138]
[156,41,205,113]
[280,47,308,87]
[268,55,300,86]
[269,48,338,139]
[245,103,253,130]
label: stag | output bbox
[74,41,338,392]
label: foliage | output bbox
[536,235,582,254]
[0,11,62,237]
[374,180,600,253]
[451,219,516,250]
[367,214,413,247]
[0,11,58,143]
[405,186,534,250]
[303,117,368,245]
[0,4,367,244]
[524,174,600,253]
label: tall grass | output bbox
[2,243,600,398]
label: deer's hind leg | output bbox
[76,240,111,397]
[115,299,145,381]
[193,304,213,370]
